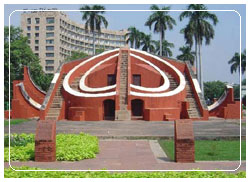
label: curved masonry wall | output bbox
[10,47,239,120]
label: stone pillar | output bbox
[35,120,56,162]
[174,119,195,163]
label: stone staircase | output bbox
[164,72,178,90]
[115,51,131,120]
[70,75,82,92]
[45,74,66,120]
[185,76,201,118]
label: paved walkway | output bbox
[5,118,245,139]
[5,140,245,171]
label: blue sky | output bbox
[4,4,246,84]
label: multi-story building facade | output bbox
[21,10,127,73]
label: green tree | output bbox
[242,78,246,85]
[125,26,142,49]
[180,4,218,93]
[65,51,89,61]
[176,46,195,65]
[228,49,246,75]
[4,26,22,42]
[80,5,108,55]
[153,40,174,57]
[140,33,155,53]
[4,26,52,107]
[233,79,246,101]
[95,48,105,54]
[145,5,176,56]
[204,81,226,102]
[233,84,240,99]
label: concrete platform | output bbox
[5,118,245,140]
[5,140,245,171]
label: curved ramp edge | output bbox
[208,85,233,111]
[17,82,42,110]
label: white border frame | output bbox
[7,8,242,172]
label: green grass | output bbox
[4,166,246,178]
[4,119,29,126]
[4,133,99,161]
[159,140,246,161]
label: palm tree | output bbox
[179,4,218,93]
[153,40,174,57]
[180,24,196,67]
[145,5,176,56]
[80,5,108,55]
[177,46,195,65]
[140,33,155,53]
[228,49,246,75]
[125,26,142,49]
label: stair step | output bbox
[45,117,57,120]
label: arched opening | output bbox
[131,99,144,119]
[103,99,115,120]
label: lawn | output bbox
[4,166,246,178]
[4,119,30,126]
[158,140,246,161]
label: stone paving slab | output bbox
[5,140,245,171]
[5,119,245,139]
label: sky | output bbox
[4,4,246,84]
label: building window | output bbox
[27,26,31,31]
[27,40,30,44]
[35,53,39,57]
[46,39,54,44]
[46,32,54,38]
[45,60,54,65]
[35,26,39,31]
[46,26,54,31]
[107,74,116,85]
[46,17,55,24]
[133,75,141,86]
[35,18,40,24]
[27,33,30,38]
[45,66,54,71]
[35,33,39,37]
[27,18,31,24]
[35,46,39,51]
[35,40,39,44]
[46,46,54,51]
[46,53,54,57]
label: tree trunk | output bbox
[160,30,162,56]
[195,41,199,80]
[198,39,204,95]
[93,31,96,55]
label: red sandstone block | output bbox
[174,119,195,163]
[35,120,56,162]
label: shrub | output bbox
[4,133,34,147]
[56,133,99,161]
[4,133,99,162]
[4,166,246,178]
